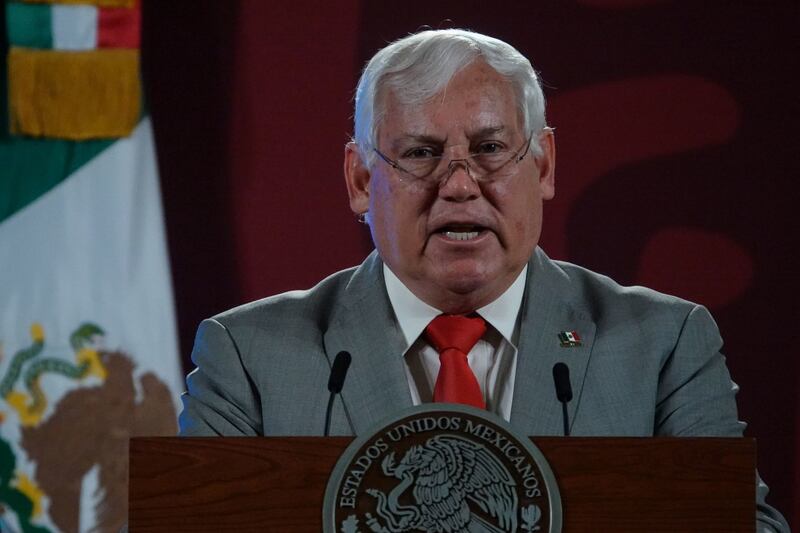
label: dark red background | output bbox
[142,1,798,525]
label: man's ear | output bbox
[535,127,556,201]
[344,142,371,215]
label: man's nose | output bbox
[447,158,472,177]
[438,158,481,200]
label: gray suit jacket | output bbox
[179,248,788,531]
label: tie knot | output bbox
[425,314,486,354]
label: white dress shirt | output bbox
[383,265,527,421]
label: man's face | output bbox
[345,61,555,313]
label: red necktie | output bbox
[425,314,487,409]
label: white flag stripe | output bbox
[0,117,183,412]
[51,5,98,51]
[0,117,182,531]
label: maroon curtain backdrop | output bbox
[142,0,798,525]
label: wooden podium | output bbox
[128,437,755,532]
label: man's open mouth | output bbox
[436,225,486,241]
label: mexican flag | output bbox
[0,1,183,531]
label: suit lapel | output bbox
[323,252,413,435]
[322,249,598,437]
[510,248,596,436]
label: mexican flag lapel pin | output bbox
[558,330,582,347]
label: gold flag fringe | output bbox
[8,47,140,140]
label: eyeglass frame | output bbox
[371,131,536,187]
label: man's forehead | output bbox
[384,64,511,105]
[380,78,521,140]
[380,98,525,144]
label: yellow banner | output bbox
[8,47,140,139]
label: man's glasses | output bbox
[373,133,533,187]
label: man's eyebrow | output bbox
[390,133,446,150]
[388,126,509,151]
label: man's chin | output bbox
[439,273,489,295]
[428,264,508,311]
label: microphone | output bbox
[324,351,352,436]
[552,362,573,436]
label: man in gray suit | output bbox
[179,29,788,531]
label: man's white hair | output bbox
[353,29,548,166]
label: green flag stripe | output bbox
[0,9,112,224]
[5,2,52,49]
[0,136,113,224]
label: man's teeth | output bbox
[443,230,480,241]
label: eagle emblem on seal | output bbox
[364,434,518,532]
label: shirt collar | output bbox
[383,263,528,349]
